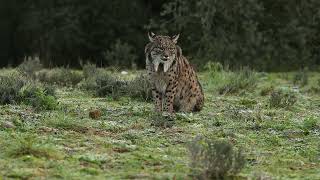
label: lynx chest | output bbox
[151,72,170,94]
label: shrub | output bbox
[17,56,43,78]
[0,74,58,110]
[188,136,245,179]
[19,83,58,111]
[269,89,297,109]
[95,73,128,99]
[127,73,152,102]
[37,68,83,86]
[78,67,106,90]
[79,63,106,93]
[239,98,257,108]
[204,61,224,72]
[55,68,83,86]
[219,67,257,95]
[307,79,320,94]
[80,71,152,101]
[308,87,320,94]
[302,117,319,131]
[44,114,91,133]
[82,62,98,79]
[0,75,26,104]
[104,39,138,68]
[79,70,126,99]
[293,68,309,86]
[5,134,62,159]
[260,85,275,96]
[149,112,175,128]
[78,77,98,92]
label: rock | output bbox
[89,109,102,119]
[38,126,58,134]
[121,71,128,75]
[1,121,16,129]
[113,147,130,153]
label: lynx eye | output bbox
[169,47,175,51]
[154,48,163,52]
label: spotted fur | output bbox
[145,32,204,113]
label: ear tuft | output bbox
[172,34,180,44]
[148,32,156,42]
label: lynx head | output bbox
[146,32,182,73]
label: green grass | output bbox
[0,69,320,179]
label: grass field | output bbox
[0,67,319,179]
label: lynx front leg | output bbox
[152,88,162,112]
[163,81,178,113]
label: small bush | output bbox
[79,70,126,99]
[307,79,320,94]
[17,56,43,78]
[82,62,98,79]
[37,68,83,86]
[6,134,63,159]
[104,39,138,68]
[78,77,98,92]
[78,63,99,91]
[20,83,58,111]
[95,73,128,99]
[239,98,257,108]
[149,112,175,128]
[188,136,245,179]
[308,87,320,94]
[293,68,309,86]
[44,114,91,133]
[260,85,274,96]
[219,67,257,95]
[204,61,224,72]
[0,75,26,104]
[269,89,297,109]
[0,74,58,110]
[127,73,152,101]
[302,117,319,131]
[80,72,152,101]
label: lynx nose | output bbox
[162,55,169,61]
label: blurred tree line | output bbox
[0,0,320,71]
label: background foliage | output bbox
[0,0,320,71]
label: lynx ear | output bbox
[145,43,151,54]
[148,32,156,42]
[176,45,182,58]
[171,34,180,44]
